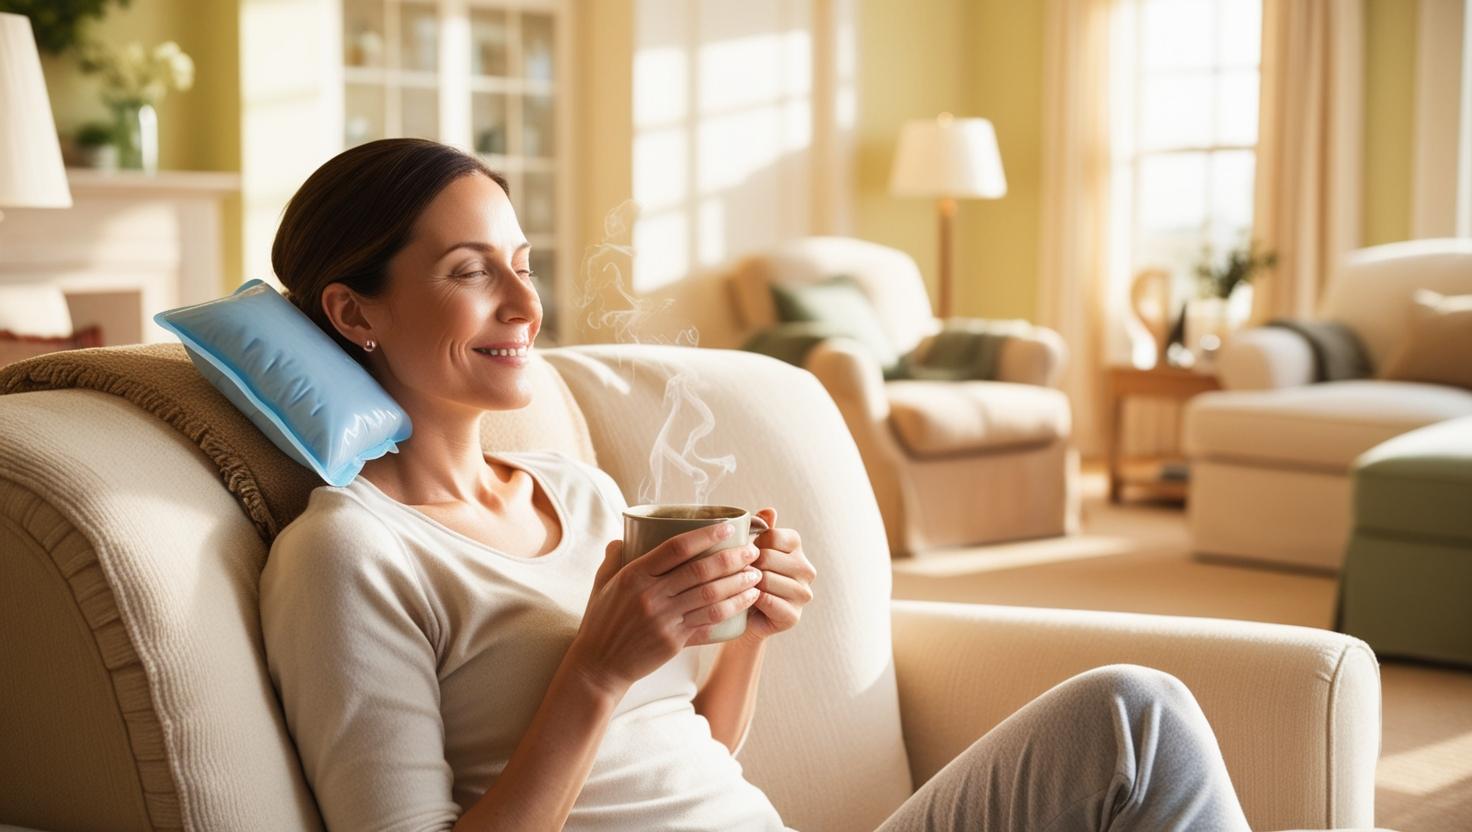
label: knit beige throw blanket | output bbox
[0,343,316,543]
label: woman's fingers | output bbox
[753,590,801,629]
[661,543,759,597]
[637,522,742,577]
[752,546,817,583]
[755,569,813,605]
[681,583,761,628]
[669,565,763,615]
[752,525,799,553]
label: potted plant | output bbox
[1186,238,1277,363]
[73,120,118,169]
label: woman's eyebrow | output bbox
[439,240,532,259]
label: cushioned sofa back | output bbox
[545,345,913,831]
[1324,238,1472,367]
[0,352,598,830]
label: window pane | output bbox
[1139,152,1208,232]
[470,8,509,77]
[345,83,385,146]
[633,127,688,209]
[1209,149,1255,233]
[401,86,438,139]
[522,13,555,81]
[472,92,507,155]
[1218,0,1262,68]
[344,0,385,68]
[400,4,438,73]
[1215,69,1259,145]
[521,171,556,234]
[1141,75,1213,150]
[524,94,555,158]
[1142,0,1214,70]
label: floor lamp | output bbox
[888,113,1006,319]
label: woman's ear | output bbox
[320,282,375,347]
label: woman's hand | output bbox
[740,507,817,642]
[569,522,765,696]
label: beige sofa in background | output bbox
[1185,239,1472,572]
[644,236,1079,557]
[0,344,1382,830]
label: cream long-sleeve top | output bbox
[259,449,788,832]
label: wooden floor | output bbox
[891,471,1472,832]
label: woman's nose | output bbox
[497,268,540,322]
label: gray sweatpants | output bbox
[874,664,1254,832]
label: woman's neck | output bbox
[359,404,498,507]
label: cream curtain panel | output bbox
[1037,0,1117,456]
[1250,0,1365,321]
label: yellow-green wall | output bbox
[855,0,1042,323]
[854,0,966,314]
[35,0,243,291]
[1364,0,1418,246]
[960,0,1045,322]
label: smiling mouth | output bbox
[472,346,529,358]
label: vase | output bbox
[1185,288,1254,367]
[1185,296,1230,366]
[111,100,159,173]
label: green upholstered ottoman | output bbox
[1335,415,1472,667]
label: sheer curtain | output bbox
[1037,0,1119,456]
[1249,0,1364,321]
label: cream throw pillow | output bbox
[1379,289,1472,390]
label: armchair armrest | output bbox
[803,339,890,422]
[996,325,1068,387]
[1217,327,1316,390]
[891,600,1380,831]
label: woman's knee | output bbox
[1059,663,1200,716]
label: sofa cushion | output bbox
[769,275,902,373]
[885,380,1070,456]
[1379,289,1472,391]
[1353,415,1472,542]
[1185,380,1472,472]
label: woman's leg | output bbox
[875,664,1252,832]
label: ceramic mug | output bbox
[621,504,771,643]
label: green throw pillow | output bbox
[768,275,901,373]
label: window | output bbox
[1109,0,1263,364]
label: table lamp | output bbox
[888,112,1005,319]
[0,11,74,224]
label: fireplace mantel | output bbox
[0,168,241,345]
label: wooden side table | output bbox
[1105,365,1221,504]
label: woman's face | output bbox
[358,172,542,414]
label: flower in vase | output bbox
[77,38,195,107]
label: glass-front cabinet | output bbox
[340,0,572,342]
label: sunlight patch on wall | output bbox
[631,0,815,293]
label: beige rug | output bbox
[891,473,1472,832]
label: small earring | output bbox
[363,339,376,353]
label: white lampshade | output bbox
[0,12,73,209]
[889,113,1006,199]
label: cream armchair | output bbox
[648,236,1079,557]
[0,344,1379,831]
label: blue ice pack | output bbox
[154,279,411,486]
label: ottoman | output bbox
[1335,415,1472,666]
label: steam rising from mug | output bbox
[574,200,735,505]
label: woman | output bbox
[259,138,1252,832]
